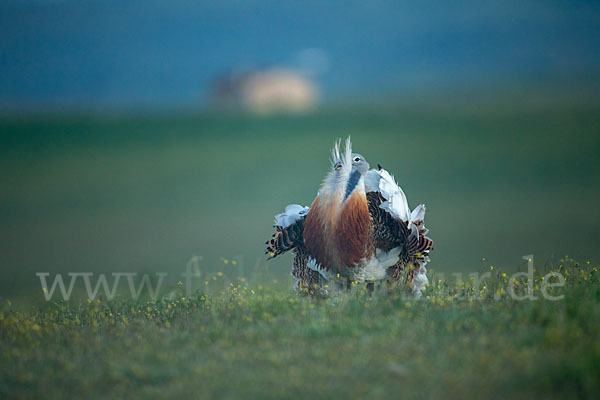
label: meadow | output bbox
[1,257,599,399]
[1,103,599,295]
[1,101,599,398]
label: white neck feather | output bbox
[320,137,353,198]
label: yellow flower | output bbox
[177,281,183,286]
[502,273,507,278]
[490,266,494,271]
[232,260,237,265]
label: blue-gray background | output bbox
[2,0,599,109]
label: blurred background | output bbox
[1,0,599,298]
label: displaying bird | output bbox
[265,138,433,297]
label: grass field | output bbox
[1,104,599,297]
[1,257,598,399]
[1,102,600,398]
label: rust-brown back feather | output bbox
[337,191,370,268]
[303,196,336,270]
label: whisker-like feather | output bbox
[330,138,341,166]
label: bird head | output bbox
[343,152,369,200]
[350,153,370,175]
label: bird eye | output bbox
[354,157,360,162]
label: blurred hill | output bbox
[210,68,318,113]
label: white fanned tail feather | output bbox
[274,204,309,228]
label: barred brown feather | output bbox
[366,191,407,251]
[366,191,433,290]
[291,250,323,296]
[265,218,305,259]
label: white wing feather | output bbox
[412,265,429,298]
[274,204,309,228]
[410,204,426,223]
[365,169,410,222]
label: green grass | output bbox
[1,105,599,297]
[1,103,599,398]
[1,257,599,399]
